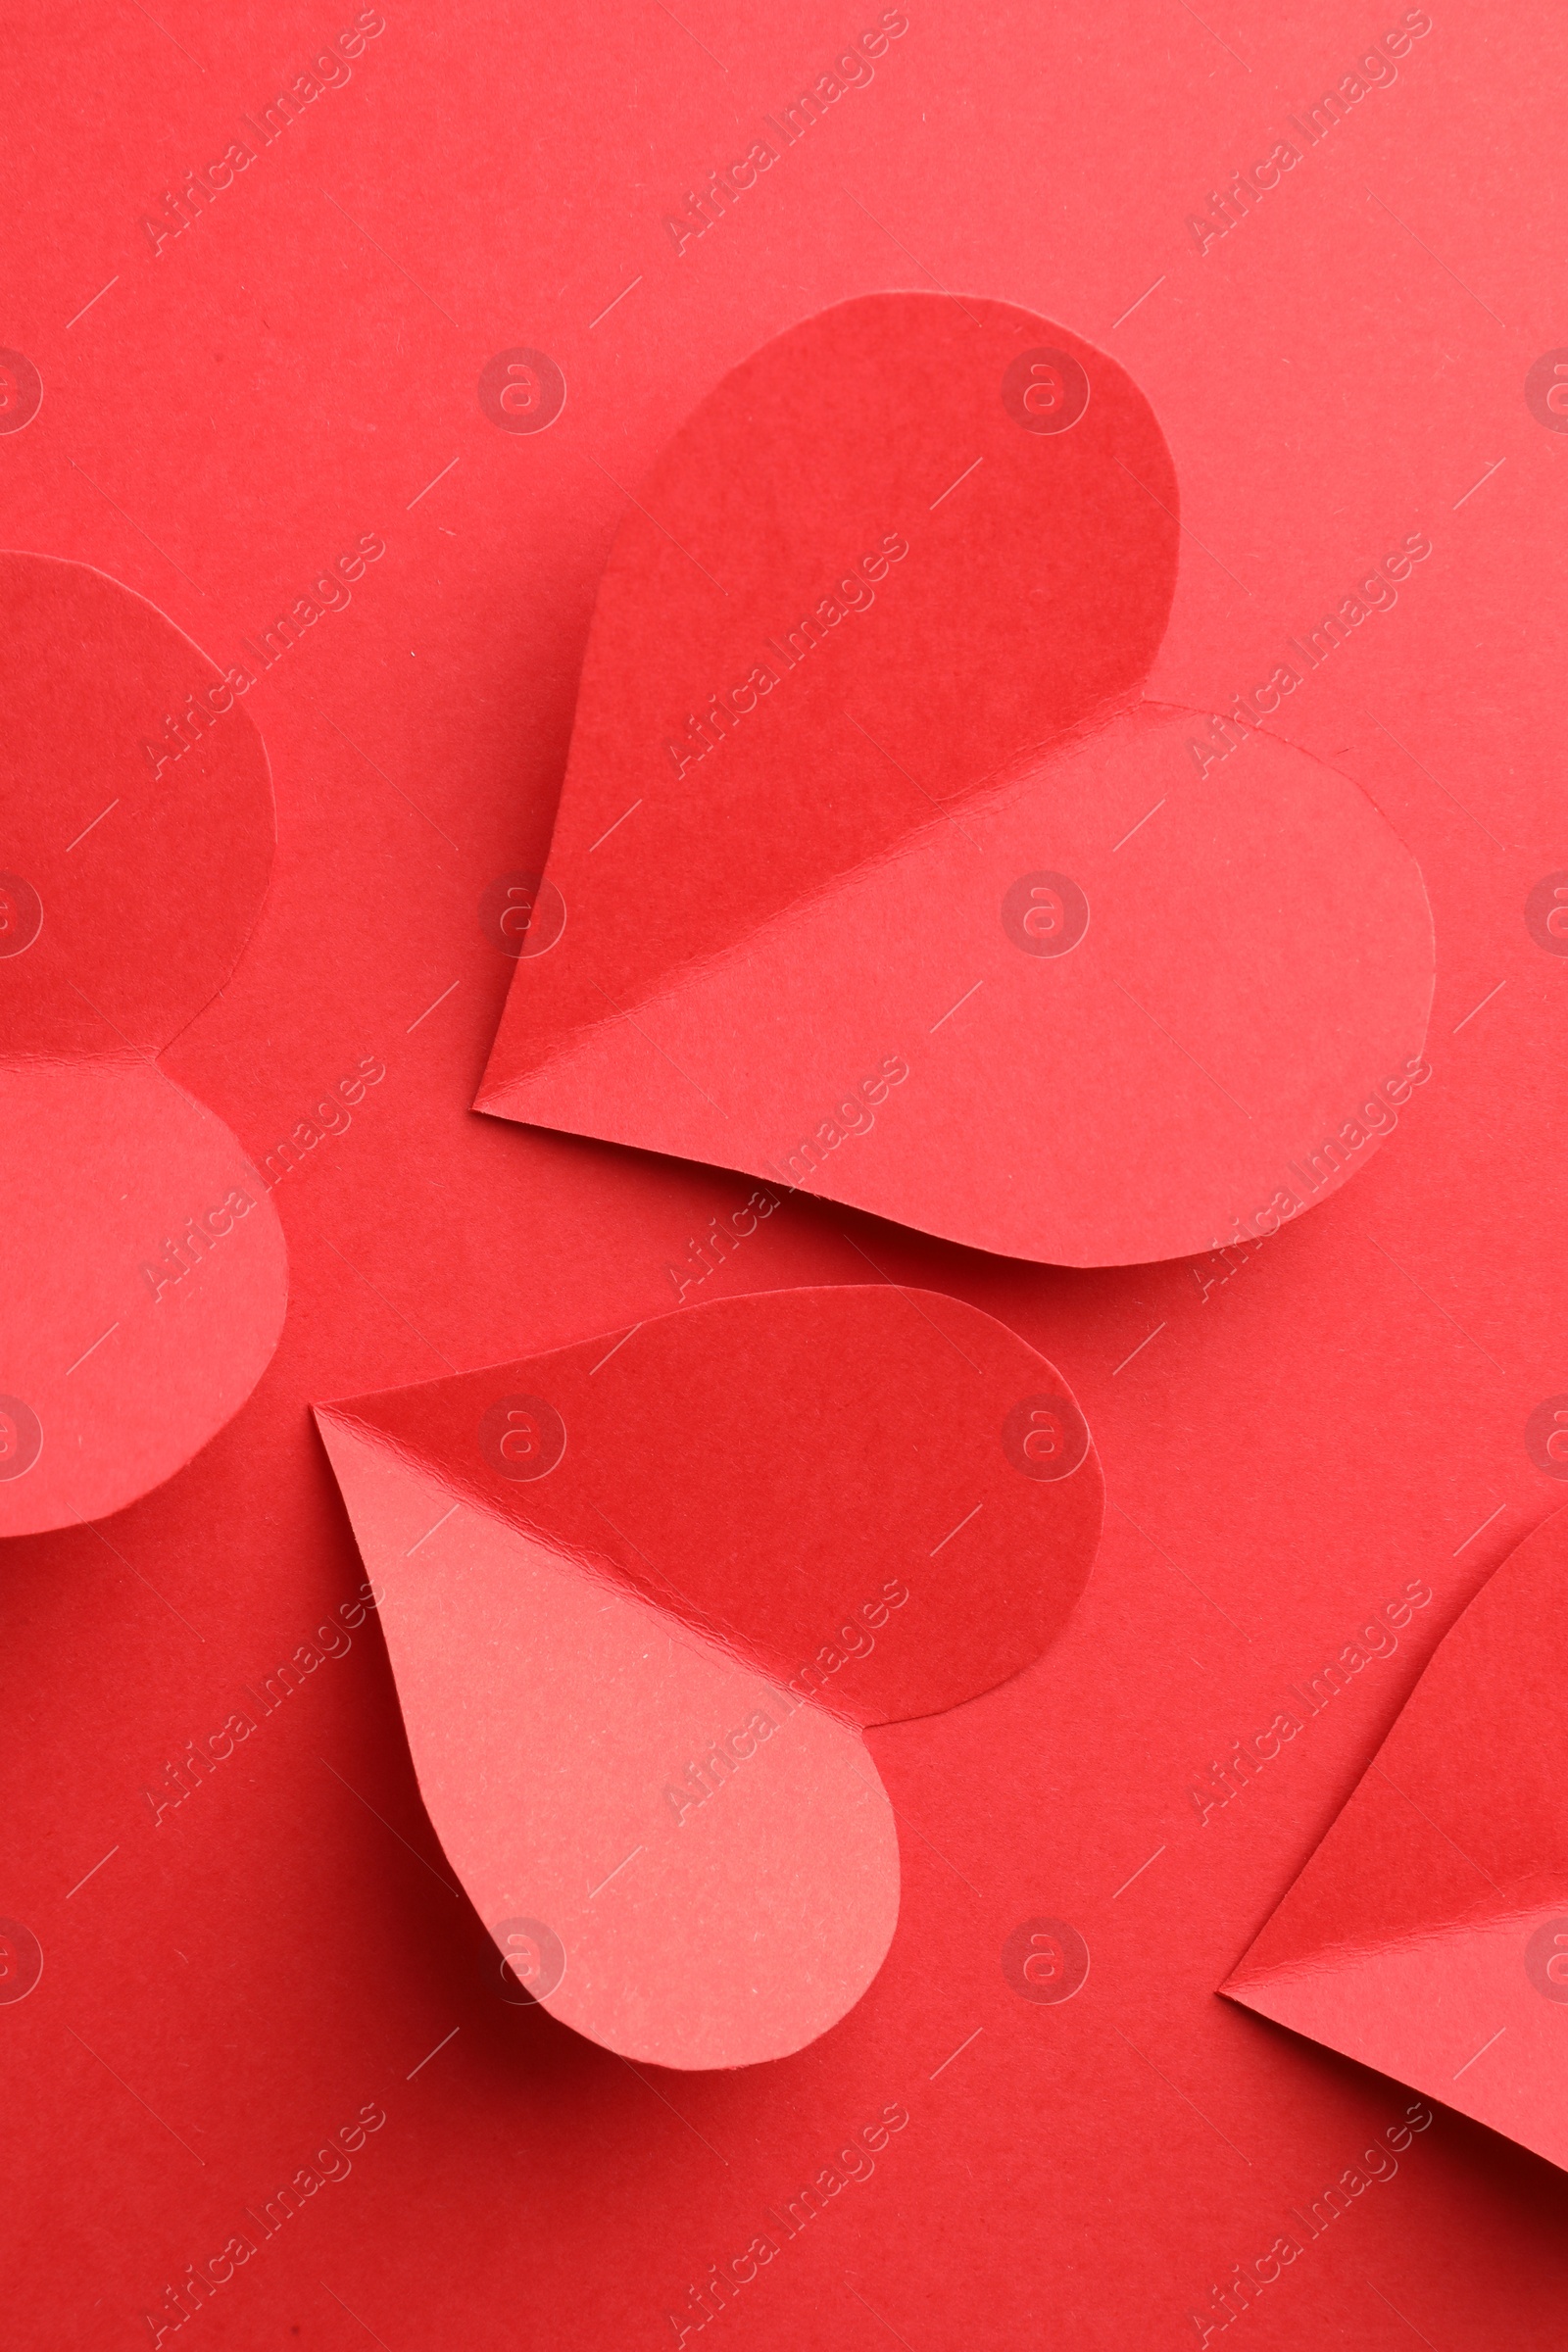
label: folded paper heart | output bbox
[1223,1507,1568,2172]
[0,554,286,1535]
[316,1284,1102,2068]
[476,292,1435,1267]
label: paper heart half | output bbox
[0,555,286,1535]
[316,1284,1102,2068]
[1222,1509,1568,2172]
[476,292,1434,1266]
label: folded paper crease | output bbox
[317,1283,1102,2066]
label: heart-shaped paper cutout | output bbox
[1222,1509,1568,2172]
[0,555,286,1535]
[316,1284,1101,2067]
[476,293,1434,1265]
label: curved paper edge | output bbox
[315,1406,901,2069]
[313,1284,1102,1729]
[0,1058,288,1536]
[479,289,1179,1102]
[479,706,1434,1266]
[0,549,275,1058]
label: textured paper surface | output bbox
[1224,1509,1568,2174]
[478,293,1435,1265]
[317,1286,1101,2066]
[3,5,1567,2346]
[0,555,286,1533]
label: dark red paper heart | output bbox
[317,1284,1101,2066]
[477,292,1433,1266]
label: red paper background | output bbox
[3,2,1567,2345]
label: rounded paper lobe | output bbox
[0,552,272,1058]
[331,1285,1103,1730]
[0,1058,287,1538]
[486,703,1433,1263]
[428,1522,900,2072]
[316,1409,899,2069]
[496,706,1429,1270]
[759,702,1433,1263]
[0,556,282,1533]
